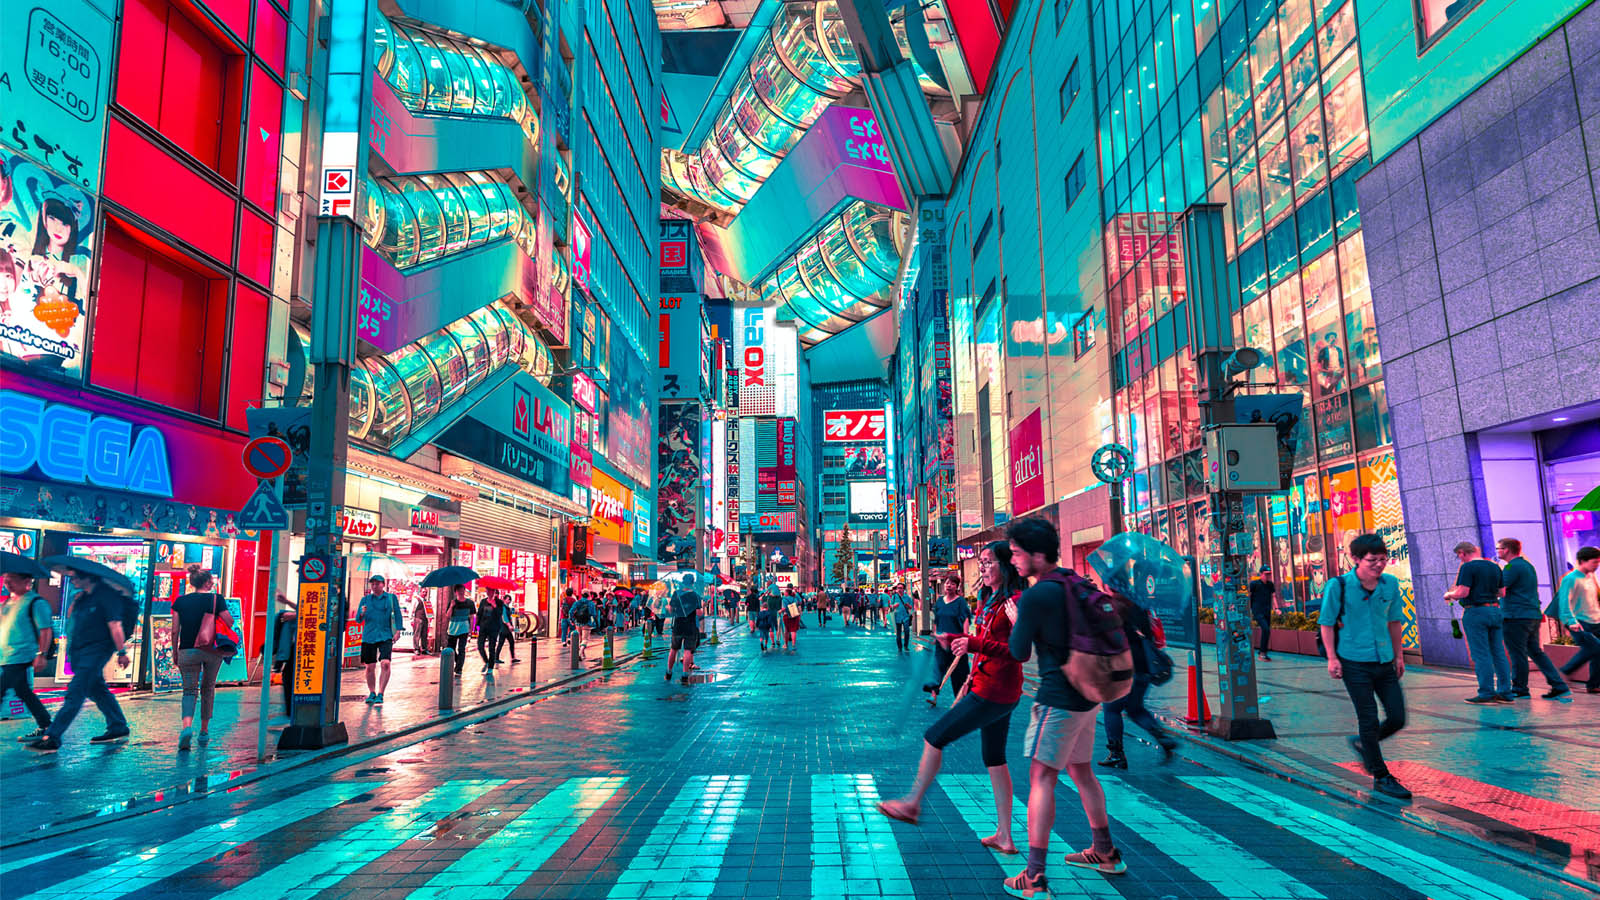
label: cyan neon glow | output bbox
[0,390,174,497]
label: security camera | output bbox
[1222,347,1267,380]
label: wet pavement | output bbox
[1,622,1592,899]
[0,628,657,834]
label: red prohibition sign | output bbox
[242,436,293,480]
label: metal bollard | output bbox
[438,647,454,710]
[603,630,615,669]
[570,630,582,669]
[528,635,538,686]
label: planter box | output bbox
[1269,630,1299,654]
[1299,631,1323,656]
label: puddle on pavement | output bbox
[659,693,690,701]
[354,767,391,776]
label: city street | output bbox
[3,623,1591,900]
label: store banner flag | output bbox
[1009,407,1045,515]
[436,371,573,497]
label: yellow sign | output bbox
[292,582,328,696]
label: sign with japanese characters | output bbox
[823,409,887,442]
[1,2,115,191]
[436,371,573,498]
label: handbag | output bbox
[194,593,221,650]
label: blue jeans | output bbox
[46,650,128,740]
[1501,617,1565,693]
[1560,623,1600,689]
[1461,605,1511,697]
[1103,672,1169,746]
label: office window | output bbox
[1073,309,1096,359]
[1064,154,1086,207]
[1060,60,1081,119]
[116,0,245,179]
[1417,0,1483,46]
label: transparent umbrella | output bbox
[1088,531,1195,645]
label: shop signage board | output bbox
[1009,408,1045,514]
[338,507,380,540]
[0,150,101,375]
[823,409,887,442]
[589,469,632,544]
[631,494,653,555]
[436,371,573,498]
[378,497,460,538]
[0,2,115,191]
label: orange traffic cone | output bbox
[1185,663,1211,725]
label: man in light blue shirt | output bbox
[1,567,54,739]
[1319,533,1412,800]
[356,575,404,704]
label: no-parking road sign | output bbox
[242,436,294,480]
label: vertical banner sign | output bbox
[316,0,372,218]
[293,554,332,700]
[657,402,700,566]
[1009,408,1045,514]
[571,212,592,292]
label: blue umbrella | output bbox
[0,551,48,579]
[1087,532,1192,614]
[419,565,480,588]
[42,554,137,596]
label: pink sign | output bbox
[571,214,592,292]
[1009,408,1045,515]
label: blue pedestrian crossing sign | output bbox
[239,481,289,530]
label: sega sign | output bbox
[0,389,174,497]
[823,409,887,443]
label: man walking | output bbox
[411,595,431,655]
[1002,517,1124,896]
[27,569,130,751]
[892,585,913,652]
[1320,533,1412,800]
[1446,542,1511,703]
[1557,546,1600,693]
[1249,566,1275,661]
[665,589,700,684]
[1495,538,1569,700]
[2,564,53,742]
[357,575,404,704]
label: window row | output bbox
[373,17,540,143]
[363,172,536,270]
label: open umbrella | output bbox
[611,586,635,599]
[478,575,517,590]
[1087,532,1190,609]
[0,551,48,579]
[419,565,480,588]
[42,554,137,596]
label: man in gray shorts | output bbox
[1002,517,1124,897]
[665,590,701,685]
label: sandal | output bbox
[981,835,1019,854]
[875,800,920,826]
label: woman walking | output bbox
[878,542,1025,853]
[1099,593,1177,768]
[476,590,504,677]
[445,585,474,676]
[171,566,231,750]
[926,573,972,704]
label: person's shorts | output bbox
[671,633,700,652]
[360,640,394,664]
[1023,701,1100,769]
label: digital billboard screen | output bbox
[849,481,888,525]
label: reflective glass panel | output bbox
[388,343,442,423]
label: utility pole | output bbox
[1182,204,1274,741]
[280,0,375,750]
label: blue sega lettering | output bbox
[0,390,175,497]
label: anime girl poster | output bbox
[0,150,95,375]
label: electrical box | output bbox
[1203,424,1283,492]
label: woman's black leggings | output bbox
[924,693,1017,767]
[478,630,496,666]
[449,633,469,672]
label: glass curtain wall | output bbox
[362,172,538,269]
[372,17,540,142]
[1095,0,1411,647]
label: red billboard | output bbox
[1009,407,1045,515]
[823,409,887,442]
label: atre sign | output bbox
[1009,408,1045,515]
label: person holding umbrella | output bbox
[419,566,481,677]
[27,557,134,751]
[1,552,54,742]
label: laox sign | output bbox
[742,307,765,387]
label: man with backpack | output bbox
[28,568,132,751]
[1320,533,1413,800]
[1002,517,1130,896]
[1,562,54,741]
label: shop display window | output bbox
[1249,23,1281,95]
[1297,188,1335,260]
[1259,122,1293,227]
[1307,315,1348,398]
[1202,89,1231,186]
[1242,293,1277,380]
[1233,167,1263,244]
[1284,40,1318,104]
[1351,382,1392,451]
[1266,215,1299,285]
[1322,71,1369,175]
[1289,106,1327,196]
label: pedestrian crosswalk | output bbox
[3,773,1575,900]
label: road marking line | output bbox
[941,773,1121,899]
[13,782,372,900]
[0,840,103,876]
[1187,776,1530,900]
[607,775,750,899]
[1082,776,1324,899]
[812,774,913,899]
[409,776,626,898]
[212,779,506,900]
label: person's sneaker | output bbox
[1543,686,1572,701]
[15,727,47,742]
[1064,847,1126,874]
[90,731,130,744]
[1463,694,1499,704]
[178,727,194,750]
[1001,870,1049,898]
[1373,776,1413,799]
[198,731,210,745]
[1493,694,1515,703]
[1511,690,1531,699]
[25,736,60,752]
[364,693,377,704]
[1588,686,1600,694]
[373,694,383,705]
[664,670,673,681]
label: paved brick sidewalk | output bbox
[4,622,1590,899]
[0,627,659,833]
[1145,651,1600,879]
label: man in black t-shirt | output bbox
[1001,518,1125,894]
[1249,567,1276,661]
[1446,541,1511,702]
[1495,537,1568,699]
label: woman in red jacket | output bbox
[877,542,1026,853]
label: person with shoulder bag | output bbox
[1,562,54,742]
[172,566,230,750]
[1320,533,1412,800]
[444,586,473,676]
[1097,592,1178,769]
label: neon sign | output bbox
[742,307,766,387]
[0,389,174,497]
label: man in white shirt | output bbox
[1557,546,1600,693]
